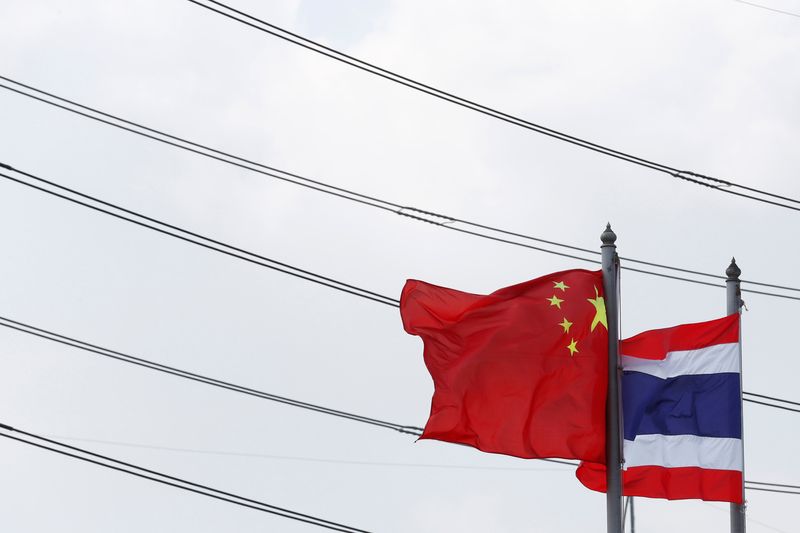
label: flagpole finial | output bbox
[726,257,741,281]
[601,223,617,246]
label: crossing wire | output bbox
[186,0,800,213]
[0,424,371,532]
[1,78,799,299]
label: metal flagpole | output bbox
[726,258,746,532]
[629,496,635,533]
[601,224,623,533]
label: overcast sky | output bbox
[1,1,799,531]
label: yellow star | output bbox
[587,286,608,332]
[547,295,564,309]
[559,318,573,333]
[553,281,570,292]
[567,338,579,356]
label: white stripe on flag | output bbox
[623,434,743,471]
[621,342,740,379]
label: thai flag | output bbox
[577,314,744,503]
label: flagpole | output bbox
[726,258,746,533]
[601,223,623,533]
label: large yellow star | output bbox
[559,317,573,333]
[547,295,564,309]
[567,338,579,356]
[553,281,569,292]
[587,286,608,332]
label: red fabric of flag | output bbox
[401,269,608,462]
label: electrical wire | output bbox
[744,391,800,407]
[3,171,800,417]
[0,314,593,470]
[0,168,400,308]
[1,77,799,299]
[0,315,420,435]
[733,0,800,19]
[2,308,799,479]
[2,312,798,487]
[744,485,800,496]
[27,433,800,497]
[4,162,398,307]
[5,424,795,520]
[743,398,800,414]
[0,77,400,214]
[1,167,800,417]
[46,435,576,471]
[0,425,371,532]
[747,480,800,491]
[186,0,800,213]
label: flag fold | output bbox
[401,269,608,462]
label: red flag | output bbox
[401,269,608,462]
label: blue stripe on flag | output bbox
[622,372,742,440]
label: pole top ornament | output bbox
[601,223,617,246]
[726,257,741,281]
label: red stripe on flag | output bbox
[576,461,743,503]
[620,313,739,360]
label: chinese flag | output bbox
[401,269,608,462]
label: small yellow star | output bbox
[559,318,573,333]
[587,286,608,332]
[553,281,569,292]
[547,295,564,309]
[567,338,579,356]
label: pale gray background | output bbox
[0,1,798,531]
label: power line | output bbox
[47,435,575,471]
[744,391,800,408]
[0,77,400,214]
[1,78,799,300]
[185,0,800,213]
[1,431,793,533]
[747,480,800,491]
[2,311,799,458]
[744,485,800,496]
[2,315,798,490]
[0,166,400,308]
[2,424,794,533]
[0,315,420,435]
[0,424,371,532]
[0,314,589,470]
[2,165,800,417]
[39,434,800,496]
[733,0,800,19]
[743,397,800,414]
